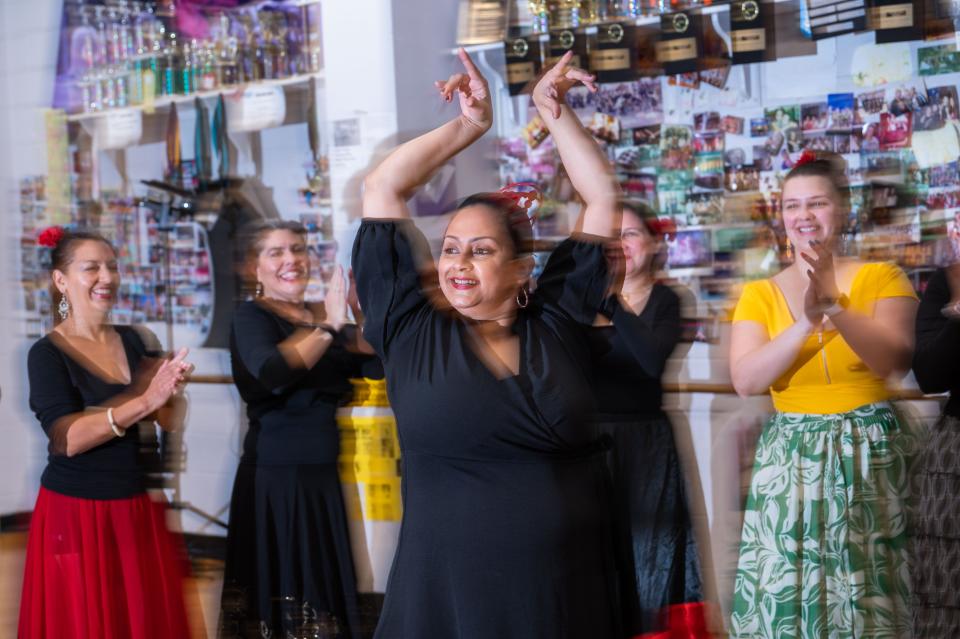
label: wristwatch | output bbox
[824,293,850,317]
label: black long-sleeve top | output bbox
[229,301,382,466]
[27,326,157,499]
[913,267,960,418]
[588,284,682,418]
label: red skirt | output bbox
[18,487,193,639]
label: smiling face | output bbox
[52,239,120,322]
[781,174,843,251]
[438,204,531,322]
[619,208,661,277]
[255,229,309,303]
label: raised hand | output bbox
[142,347,191,412]
[434,48,492,131]
[532,51,598,120]
[800,240,841,303]
[324,265,348,332]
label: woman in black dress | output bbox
[219,221,379,638]
[590,203,705,636]
[352,50,621,637]
[20,228,194,638]
[911,263,960,638]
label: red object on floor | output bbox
[18,487,193,639]
[634,602,712,639]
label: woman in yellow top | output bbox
[728,152,919,639]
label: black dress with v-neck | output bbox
[352,219,620,639]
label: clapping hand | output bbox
[532,50,598,120]
[142,347,191,412]
[435,48,492,131]
[800,240,841,325]
[323,265,348,332]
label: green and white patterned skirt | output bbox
[730,402,916,639]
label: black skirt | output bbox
[219,462,361,638]
[598,413,703,636]
[911,413,960,639]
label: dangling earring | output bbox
[57,293,71,321]
[516,287,529,309]
[255,281,264,298]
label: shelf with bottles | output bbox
[57,0,324,121]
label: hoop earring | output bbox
[516,288,529,309]
[57,294,71,321]
[255,281,264,298]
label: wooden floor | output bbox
[0,532,225,638]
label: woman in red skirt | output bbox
[19,227,195,639]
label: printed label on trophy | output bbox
[869,3,914,28]
[655,38,697,62]
[732,28,767,52]
[507,62,537,83]
[590,49,631,70]
[546,54,582,68]
[662,13,691,34]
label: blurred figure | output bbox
[219,221,379,638]
[20,227,194,638]
[728,152,918,638]
[911,263,960,638]
[589,202,705,636]
[351,50,622,637]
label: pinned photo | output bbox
[595,79,664,128]
[660,125,694,170]
[856,89,886,117]
[693,132,724,154]
[801,103,829,132]
[879,112,912,150]
[750,117,770,137]
[694,111,722,132]
[753,145,773,170]
[586,112,621,142]
[887,83,928,116]
[764,105,800,131]
[827,93,857,130]
[633,125,662,146]
[722,115,745,135]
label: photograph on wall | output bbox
[803,132,833,152]
[586,112,621,142]
[687,191,724,225]
[763,129,785,154]
[753,145,773,170]
[633,125,662,145]
[694,111,722,132]
[856,89,886,117]
[725,165,760,192]
[722,115,745,135]
[879,112,913,150]
[929,162,959,187]
[694,152,724,190]
[764,105,800,131]
[827,93,857,130]
[750,117,770,137]
[595,79,664,128]
[566,85,599,116]
[831,132,852,154]
[785,126,804,153]
[887,82,928,116]
[724,147,747,167]
[693,132,724,154]
[660,125,694,170]
[669,72,700,89]
[801,102,829,131]
[928,85,959,121]
[918,44,960,76]
[861,121,882,152]
[700,65,731,89]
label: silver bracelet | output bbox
[106,407,125,438]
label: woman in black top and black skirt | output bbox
[590,203,706,636]
[20,227,194,638]
[910,263,960,639]
[352,50,621,637]
[219,220,379,639]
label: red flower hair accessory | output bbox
[648,217,677,240]
[37,226,65,248]
[486,182,543,230]
[795,149,818,167]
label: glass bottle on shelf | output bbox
[215,13,239,86]
[161,32,178,96]
[180,39,196,95]
[529,0,550,32]
[67,6,101,112]
[272,10,290,78]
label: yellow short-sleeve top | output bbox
[732,262,917,414]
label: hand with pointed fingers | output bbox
[434,48,492,131]
[532,51,598,119]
